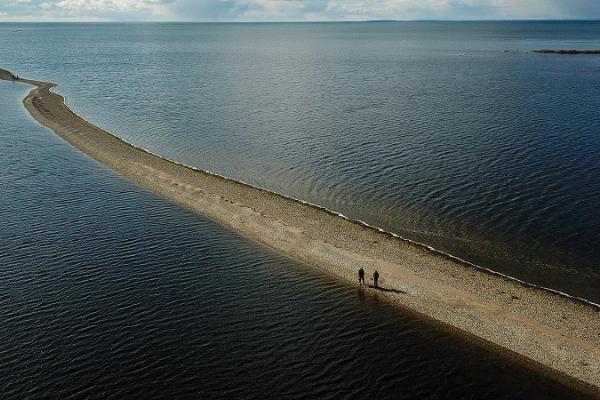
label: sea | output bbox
[1,21,599,398]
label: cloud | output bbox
[55,0,161,12]
[551,0,600,18]
[155,0,600,21]
[0,0,599,21]
[0,0,174,20]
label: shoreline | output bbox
[2,68,599,395]
[534,49,600,54]
[3,68,596,311]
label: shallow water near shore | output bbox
[1,81,596,399]
[1,21,599,303]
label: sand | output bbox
[2,68,599,395]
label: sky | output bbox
[0,0,599,22]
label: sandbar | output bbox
[1,68,599,395]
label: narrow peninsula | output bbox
[534,49,600,54]
[2,68,599,395]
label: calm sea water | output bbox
[1,22,599,302]
[0,80,594,399]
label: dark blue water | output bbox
[0,79,594,399]
[1,22,599,302]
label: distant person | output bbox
[373,270,379,288]
[358,267,365,286]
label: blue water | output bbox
[1,22,599,302]
[2,81,593,399]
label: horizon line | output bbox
[1,18,600,24]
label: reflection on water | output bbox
[0,81,594,399]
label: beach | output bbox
[2,67,599,394]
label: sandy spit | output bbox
[2,68,599,395]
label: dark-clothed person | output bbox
[358,267,365,286]
[373,270,379,288]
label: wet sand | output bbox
[2,68,599,395]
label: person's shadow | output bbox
[368,285,406,294]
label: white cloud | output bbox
[0,0,173,20]
[0,0,598,21]
[167,0,598,21]
[54,0,164,12]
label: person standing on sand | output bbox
[358,267,365,286]
[373,270,379,288]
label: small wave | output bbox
[52,87,600,310]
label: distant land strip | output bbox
[534,49,600,54]
[1,68,599,396]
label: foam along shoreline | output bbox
[2,68,599,394]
